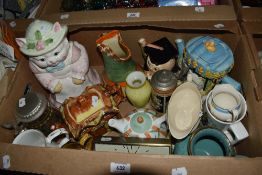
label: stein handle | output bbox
[46,128,69,148]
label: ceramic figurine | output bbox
[96,30,136,85]
[16,20,101,107]
[125,71,151,108]
[138,37,179,79]
[108,109,168,138]
[175,36,238,95]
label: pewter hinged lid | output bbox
[15,92,48,123]
[151,69,177,92]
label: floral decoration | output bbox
[27,30,53,50]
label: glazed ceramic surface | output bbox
[184,36,234,79]
[16,20,101,107]
[208,84,243,122]
[174,127,236,157]
[205,84,247,129]
[138,37,178,78]
[13,128,69,148]
[96,30,136,83]
[108,109,167,138]
[125,71,151,108]
[167,82,202,139]
[176,36,235,94]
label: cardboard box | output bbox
[38,0,237,21]
[241,21,262,102]
[233,0,262,22]
[0,19,262,174]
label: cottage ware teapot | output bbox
[16,20,101,107]
[175,36,238,95]
[108,109,168,138]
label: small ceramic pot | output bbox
[125,71,152,108]
[174,127,236,156]
[208,84,242,122]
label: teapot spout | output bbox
[154,114,167,127]
[175,38,185,60]
[108,118,127,134]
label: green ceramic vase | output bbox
[125,71,151,108]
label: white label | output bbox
[110,162,131,174]
[19,98,26,107]
[214,24,225,29]
[101,137,112,142]
[2,155,10,169]
[195,7,205,13]
[127,12,140,18]
[9,21,16,28]
[172,167,187,175]
[0,40,15,61]
[92,96,99,107]
[60,14,69,19]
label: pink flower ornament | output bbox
[36,40,45,51]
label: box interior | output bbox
[0,24,262,159]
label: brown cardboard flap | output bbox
[0,70,15,105]
[38,0,236,22]
[251,69,262,102]
[0,143,262,175]
[233,0,262,22]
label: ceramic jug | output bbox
[108,109,167,138]
[96,30,136,84]
[175,36,240,95]
[125,71,151,108]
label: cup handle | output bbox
[58,137,70,148]
[46,128,69,147]
[223,122,249,145]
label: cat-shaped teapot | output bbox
[16,20,101,107]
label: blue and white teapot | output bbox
[176,36,240,94]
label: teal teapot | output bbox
[175,36,240,94]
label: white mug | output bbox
[208,84,242,122]
[13,128,69,148]
[205,86,247,130]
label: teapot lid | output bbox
[129,109,155,134]
[15,92,48,123]
[186,36,234,79]
[151,69,177,92]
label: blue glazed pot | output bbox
[176,36,240,94]
[174,127,236,156]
